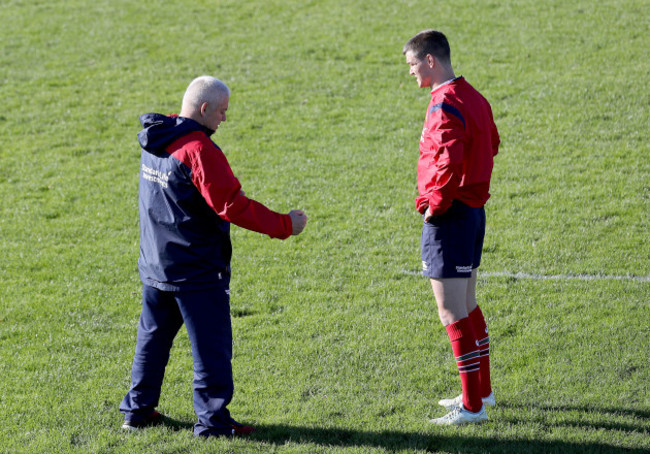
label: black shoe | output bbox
[231,423,256,436]
[197,423,256,438]
[122,410,163,430]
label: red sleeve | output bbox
[416,109,466,216]
[491,120,500,157]
[175,133,292,239]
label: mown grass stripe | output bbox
[401,269,650,282]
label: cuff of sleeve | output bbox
[275,214,293,240]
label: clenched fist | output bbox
[288,210,308,235]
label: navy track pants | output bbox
[120,282,236,436]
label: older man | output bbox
[120,76,307,437]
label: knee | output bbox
[438,308,455,326]
[438,305,468,326]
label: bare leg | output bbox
[465,268,478,315]
[430,277,470,326]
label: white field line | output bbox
[401,269,650,283]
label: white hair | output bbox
[181,76,230,112]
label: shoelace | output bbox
[440,406,463,421]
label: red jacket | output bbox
[171,131,292,239]
[416,77,500,215]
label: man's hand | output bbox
[424,206,433,223]
[289,210,307,235]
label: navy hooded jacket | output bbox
[137,113,292,291]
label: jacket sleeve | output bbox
[416,110,466,216]
[189,137,293,239]
[491,119,500,157]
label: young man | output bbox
[403,30,500,425]
[120,76,307,437]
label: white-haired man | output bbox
[120,76,307,437]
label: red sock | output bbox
[469,305,492,398]
[446,318,482,413]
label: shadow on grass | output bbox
[247,423,646,454]
[159,415,194,432]
[155,412,647,453]
[497,402,649,434]
[498,401,650,420]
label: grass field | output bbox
[0,0,648,453]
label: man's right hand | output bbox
[288,210,308,235]
[424,206,433,223]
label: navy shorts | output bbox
[420,200,486,278]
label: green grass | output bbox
[0,0,648,452]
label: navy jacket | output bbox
[137,113,292,291]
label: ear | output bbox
[200,102,209,116]
[426,53,436,68]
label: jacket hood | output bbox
[138,113,214,154]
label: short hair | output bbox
[182,76,230,112]
[403,29,451,64]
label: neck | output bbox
[178,112,215,137]
[431,67,456,90]
[179,108,200,123]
